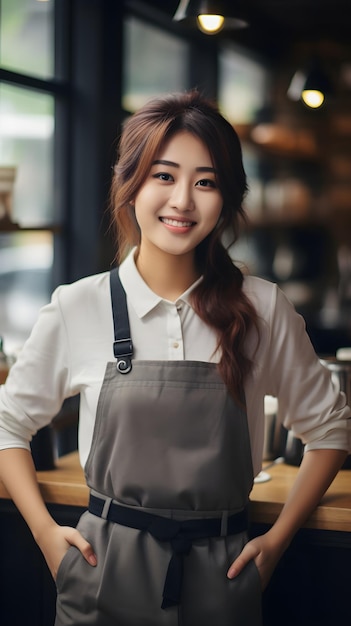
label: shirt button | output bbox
[173,342,179,349]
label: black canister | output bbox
[283,428,304,466]
[30,425,55,471]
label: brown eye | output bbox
[153,172,173,182]
[196,179,216,188]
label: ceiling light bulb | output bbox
[197,14,225,34]
[301,89,325,108]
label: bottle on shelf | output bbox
[0,336,9,384]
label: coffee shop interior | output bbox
[1,1,351,625]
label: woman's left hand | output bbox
[226,531,284,590]
[227,450,348,590]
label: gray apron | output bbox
[55,270,262,626]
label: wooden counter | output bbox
[251,462,351,532]
[1,451,350,532]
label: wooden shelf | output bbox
[236,122,320,161]
[0,216,20,231]
[0,216,62,233]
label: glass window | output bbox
[122,16,190,112]
[0,232,53,354]
[0,0,57,356]
[0,83,55,226]
[0,0,55,79]
[218,45,270,125]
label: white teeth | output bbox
[161,218,194,227]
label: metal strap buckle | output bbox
[113,338,133,374]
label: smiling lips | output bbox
[160,217,196,228]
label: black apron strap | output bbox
[109,268,133,374]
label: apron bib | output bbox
[55,270,262,626]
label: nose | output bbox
[169,181,195,213]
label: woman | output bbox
[0,90,350,626]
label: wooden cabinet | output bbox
[0,500,82,626]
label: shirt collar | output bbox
[118,248,202,319]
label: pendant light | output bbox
[173,0,248,35]
[288,61,332,109]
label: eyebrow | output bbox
[152,159,217,174]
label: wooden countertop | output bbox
[251,462,351,532]
[1,452,350,532]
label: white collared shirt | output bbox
[0,249,350,477]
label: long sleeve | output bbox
[0,286,75,449]
[265,283,351,451]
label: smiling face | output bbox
[134,131,223,265]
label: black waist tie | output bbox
[89,493,248,610]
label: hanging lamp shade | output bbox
[173,0,248,34]
[288,62,332,109]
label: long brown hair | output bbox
[110,90,259,399]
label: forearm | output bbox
[0,447,97,578]
[228,448,348,584]
[267,448,348,551]
[0,448,56,540]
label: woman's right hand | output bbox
[36,521,97,580]
[0,449,97,580]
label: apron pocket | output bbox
[55,512,114,622]
[56,512,111,597]
[55,511,91,594]
[55,546,81,594]
[180,535,262,626]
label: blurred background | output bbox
[1,0,351,356]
